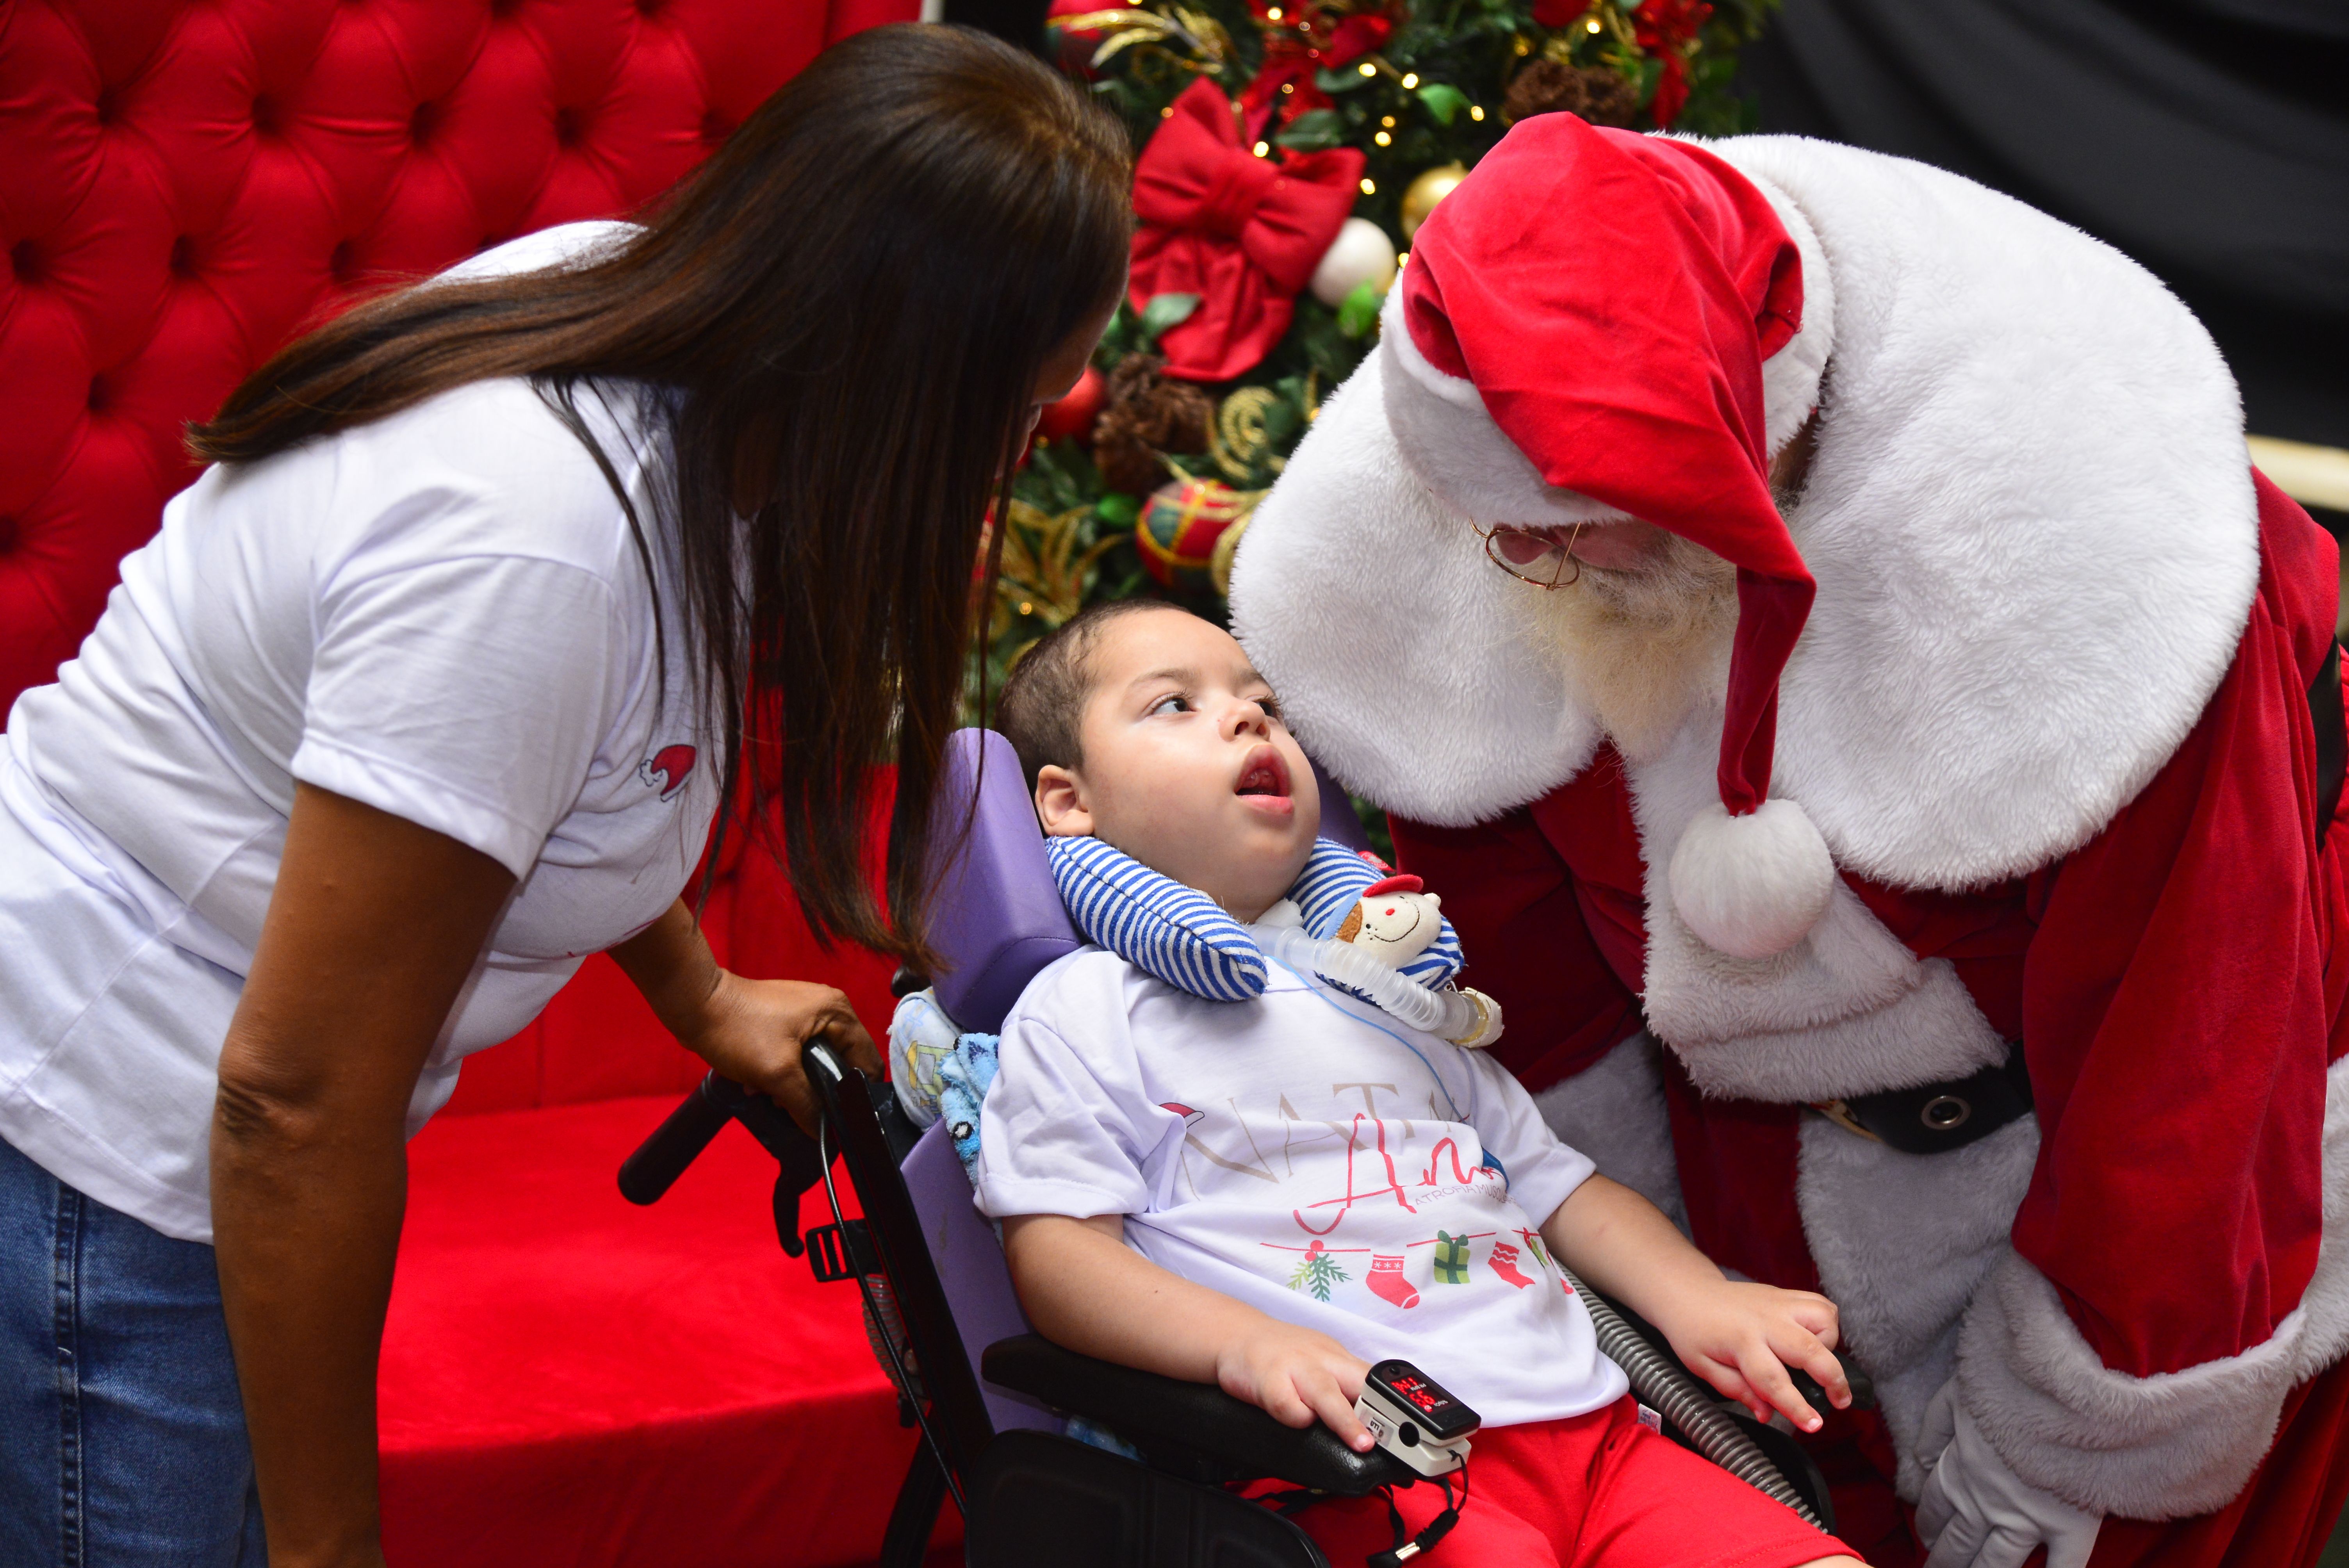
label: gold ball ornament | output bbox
[1400,163,1470,241]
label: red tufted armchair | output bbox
[0,2,947,1563]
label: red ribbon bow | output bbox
[1130,79,1365,383]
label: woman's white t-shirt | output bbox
[0,223,725,1242]
[974,947,1631,1427]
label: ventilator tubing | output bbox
[1561,1267,1827,1532]
[1248,920,1486,1042]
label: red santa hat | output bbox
[1385,115,1835,959]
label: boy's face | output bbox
[1035,607,1322,923]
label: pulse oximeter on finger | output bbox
[1355,1360,1479,1478]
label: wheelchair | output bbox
[620,729,1847,1567]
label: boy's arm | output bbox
[1540,1173,1851,1431]
[1002,1213,1375,1450]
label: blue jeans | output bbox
[0,1134,266,1566]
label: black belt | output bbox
[1809,1039,2034,1155]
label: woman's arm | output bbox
[1540,1173,1849,1431]
[213,783,517,1568]
[607,898,882,1132]
[1000,1212,1374,1448]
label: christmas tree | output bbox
[989,0,1780,781]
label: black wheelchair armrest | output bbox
[981,1334,1413,1499]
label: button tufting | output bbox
[0,0,902,727]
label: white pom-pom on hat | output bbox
[1667,798,1836,960]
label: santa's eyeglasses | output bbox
[1474,521,1587,590]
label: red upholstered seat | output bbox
[1,2,939,1562]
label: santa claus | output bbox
[1230,114,2349,1568]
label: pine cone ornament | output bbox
[1502,59,1641,128]
[1092,353,1214,494]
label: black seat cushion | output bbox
[982,1335,1411,1498]
[966,1429,1329,1568]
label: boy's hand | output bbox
[1215,1323,1375,1452]
[1655,1279,1850,1432]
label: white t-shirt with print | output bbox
[975,946,1631,1427]
[0,222,724,1242]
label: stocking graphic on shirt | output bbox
[1488,1240,1535,1290]
[1288,1240,1352,1302]
[1432,1231,1470,1285]
[1366,1253,1420,1310]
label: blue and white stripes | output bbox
[1045,836,1269,1002]
[1042,835,1467,1002]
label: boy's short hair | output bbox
[995,599,1186,790]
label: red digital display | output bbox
[1388,1376,1447,1414]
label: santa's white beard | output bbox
[1519,535,1737,764]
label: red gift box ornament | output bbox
[1131,79,1366,383]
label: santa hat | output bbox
[1361,873,1425,897]
[1383,115,1836,960]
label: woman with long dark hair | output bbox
[0,25,1130,1566]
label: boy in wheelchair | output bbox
[976,600,1866,1566]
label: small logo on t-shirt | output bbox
[639,745,697,801]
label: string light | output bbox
[1019,601,1034,617]
[1380,114,1396,127]
[1281,80,1295,93]
[1586,14,1601,30]
[1374,130,1391,146]
[1252,139,1269,156]
[1267,4,1281,14]
[1513,34,1531,54]
[1360,177,1376,194]
[1400,72,1419,88]
[1358,61,1377,76]
[1469,104,1485,121]
[1161,105,1174,117]
[1397,251,1410,267]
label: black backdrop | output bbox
[1706,0,2349,450]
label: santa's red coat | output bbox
[1231,127,2349,1566]
[1394,474,2349,1565]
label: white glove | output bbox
[1917,1381,2101,1568]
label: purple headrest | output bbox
[923,729,1371,1032]
[927,730,1082,1034]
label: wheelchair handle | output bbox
[619,1066,829,1208]
[618,1073,738,1205]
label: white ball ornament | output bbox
[1308,216,1398,308]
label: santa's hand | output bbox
[1917,1381,2100,1568]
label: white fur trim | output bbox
[1531,1032,1688,1232]
[1798,1113,2042,1499]
[1228,354,1601,824]
[1939,1053,2349,1518]
[1633,716,2010,1102]
[1668,798,1835,960]
[1955,1251,2305,1519]
[1234,137,2259,886]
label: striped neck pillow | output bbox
[1042,836,1464,1003]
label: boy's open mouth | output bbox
[1235,746,1291,800]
